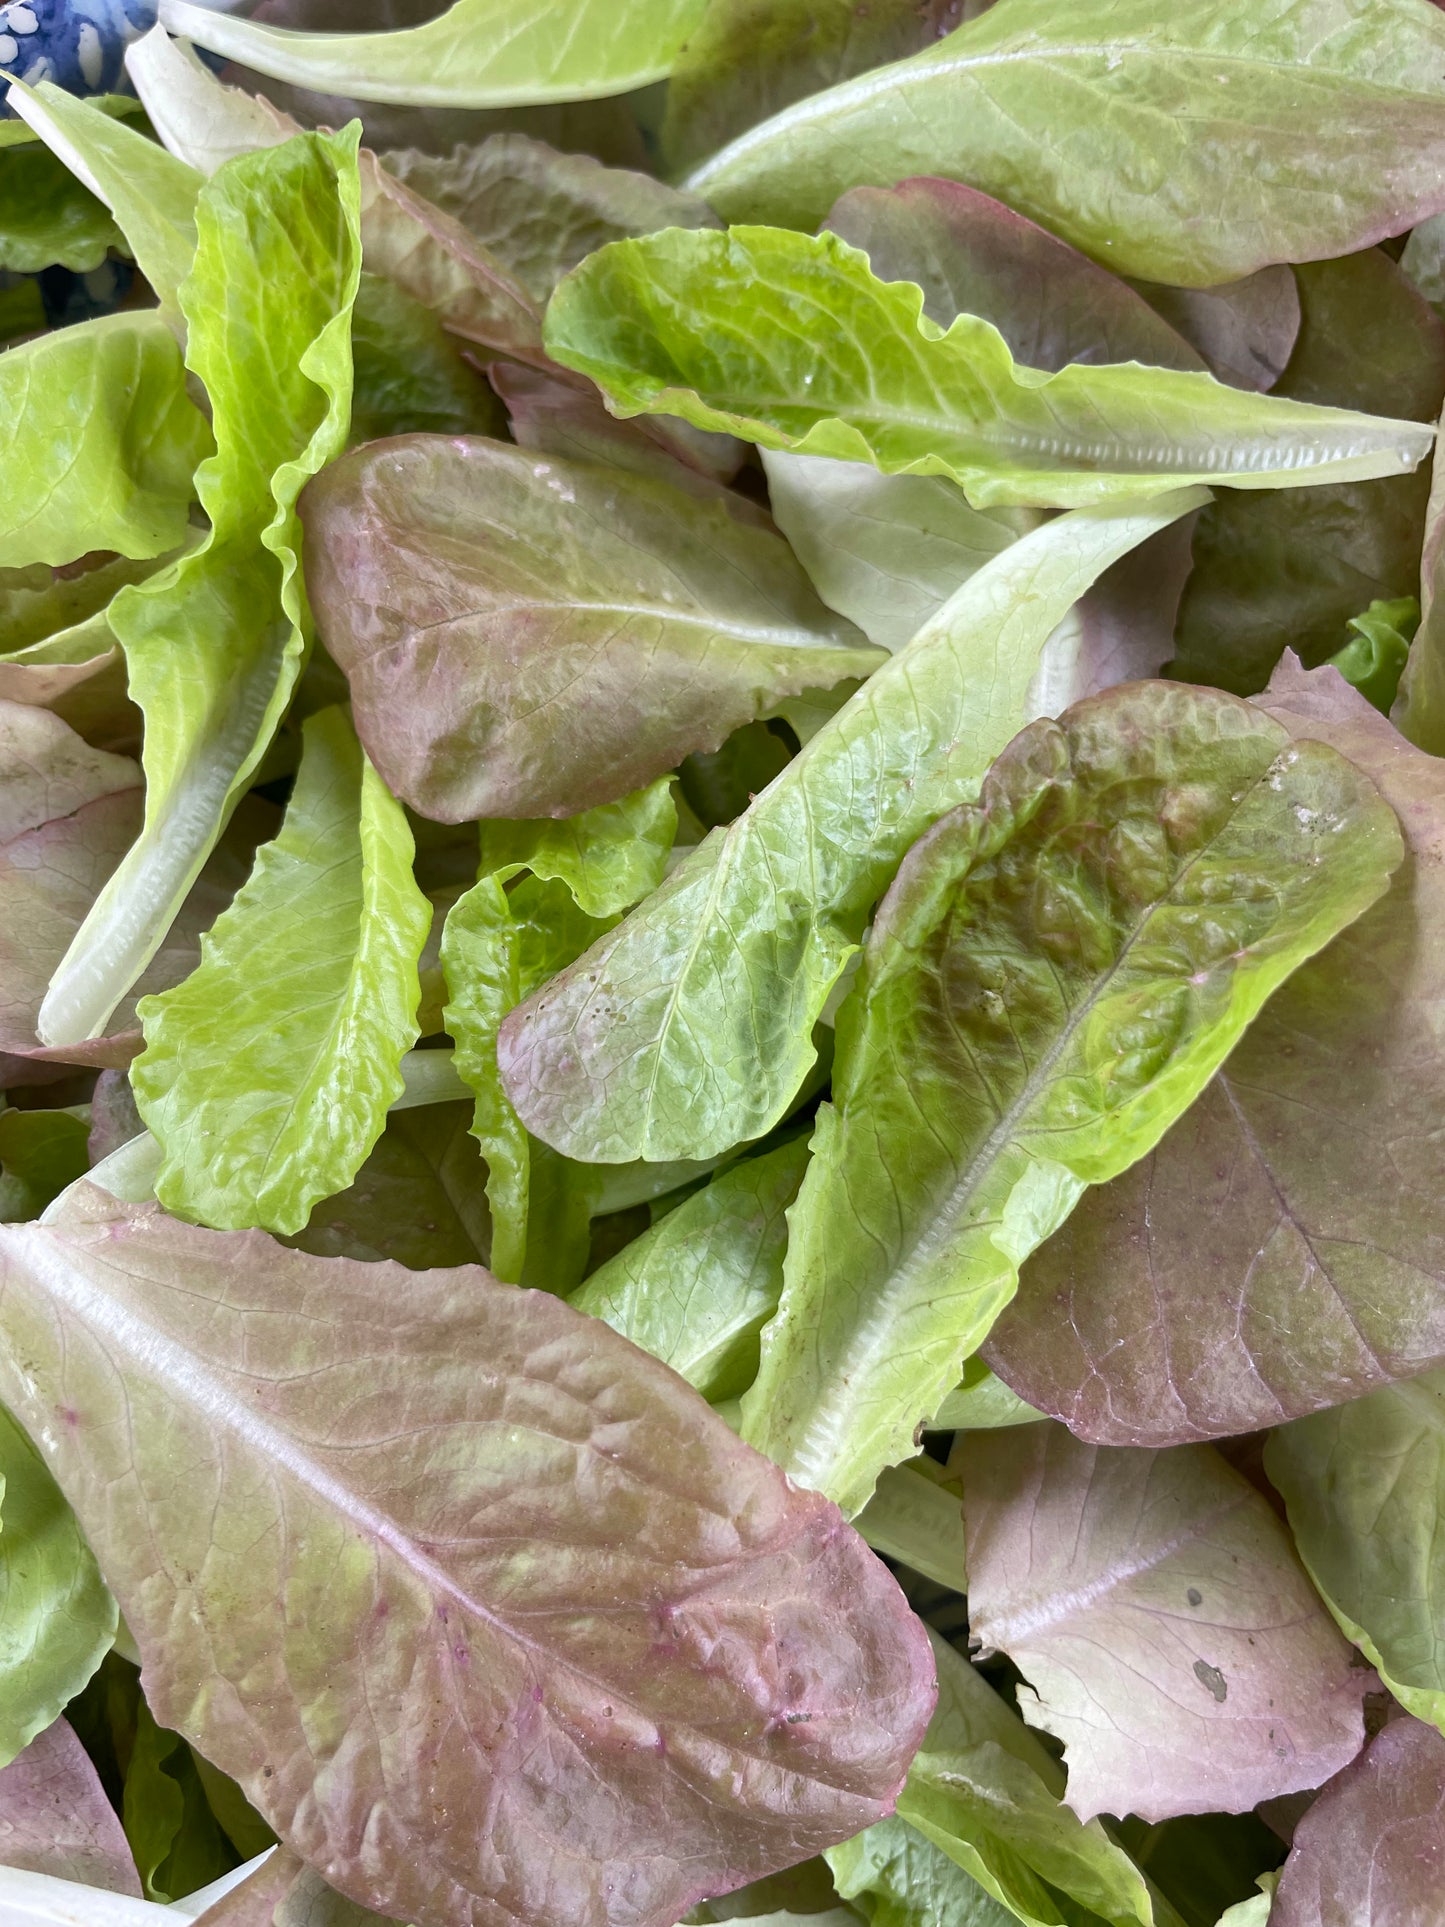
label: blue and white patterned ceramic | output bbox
[0,1,159,100]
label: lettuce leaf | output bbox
[302,433,882,819]
[0,1718,140,1896]
[383,132,718,305]
[987,661,1445,1444]
[544,227,1433,509]
[1267,1374,1445,1734]
[0,1404,116,1768]
[740,680,1402,1513]
[132,706,431,1237]
[823,176,1205,373]
[0,314,210,571]
[159,0,712,108]
[443,781,675,1283]
[1172,249,1445,695]
[38,129,363,1050]
[0,1182,935,1927]
[571,1135,809,1401]
[1268,1717,1445,1926]
[682,0,1445,287]
[499,493,1205,1166]
[959,1425,1366,1823]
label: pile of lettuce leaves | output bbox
[4,0,1445,1921]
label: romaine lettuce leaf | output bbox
[1393,420,1445,752]
[38,129,363,1050]
[1267,1373,1445,1734]
[881,1631,1162,1927]
[823,176,1205,372]
[350,270,504,442]
[681,0,1445,287]
[302,433,882,819]
[0,137,121,274]
[959,1425,1366,1823]
[5,81,203,324]
[1267,1717,1445,1926]
[662,0,969,178]
[0,1718,140,1896]
[132,706,432,1236]
[384,132,718,305]
[543,227,1433,509]
[0,1181,936,1927]
[0,1107,91,1222]
[499,492,1205,1165]
[159,0,712,108]
[0,1403,116,1769]
[1172,249,1445,696]
[987,660,1445,1444]
[571,1135,809,1401]
[740,680,1402,1513]
[443,780,675,1283]
[0,313,210,571]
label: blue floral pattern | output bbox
[0,1,158,101]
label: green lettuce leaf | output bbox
[350,269,504,441]
[662,0,970,178]
[0,1402,116,1768]
[443,781,675,1283]
[881,1631,1161,1927]
[1172,249,1445,695]
[5,81,203,323]
[740,680,1402,1514]
[681,0,1445,287]
[571,1135,809,1401]
[499,492,1205,1165]
[959,1425,1365,1824]
[158,0,712,107]
[38,128,363,1050]
[384,132,718,306]
[301,433,882,819]
[1327,595,1418,715]
[543,227,1432,509]
[985,660,1445,1445]
[0,313,210,571]
[0,1108,91,1222]
[0,137,121,274]
[285,1101,491,1270]
[1267,1373,1445,1734]
[132,706,431,1237]
[1392,421,1445,752]
[853,1461,969,1597]
[0,1181,935,1927]
[828,1814,1019,1927]
[762,456,1034,654]
[122,1697,238,1903]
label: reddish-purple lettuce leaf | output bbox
[0,702,142,1061]
[987,659,1445,1444]
[1270,1717,1445,1927]
[958,1424,1367,1824]
[0,1717,140,1896]
[302,433,882,819]
[0,1183,935,1927]
[1127,268,1301,392]
[824,177,1205,373]
[195,1845,399,1925]
[1173,250,1445,695]
[490,361,738,495]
